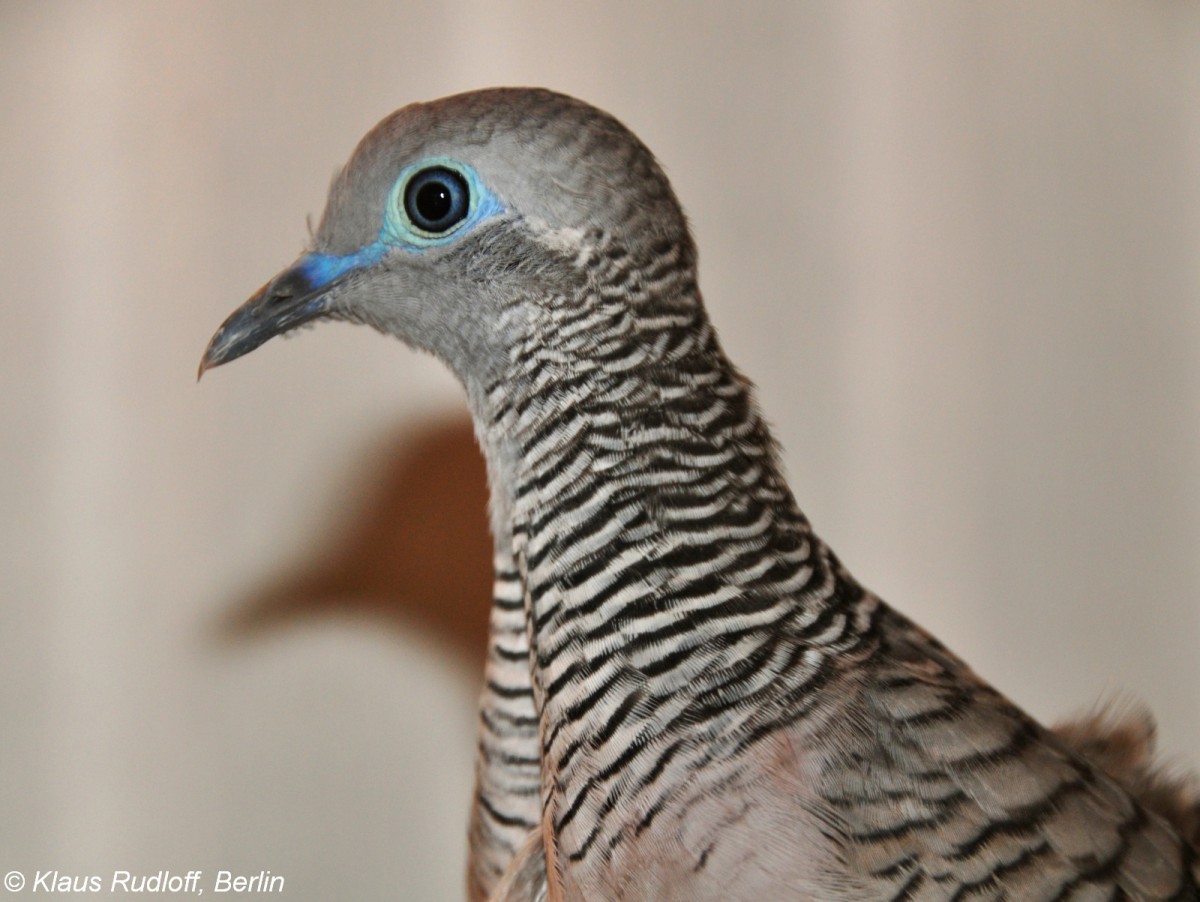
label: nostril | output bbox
[265,269,314,305]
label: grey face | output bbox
[200,88,690,388]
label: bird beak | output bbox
[199,257,340,379]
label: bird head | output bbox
[200,88,695,393]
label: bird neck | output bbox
[465,254,879,877]
[470,247,874,722]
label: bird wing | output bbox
[487,829,549,902]
[820,604,1199,899]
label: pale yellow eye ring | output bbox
[381,157,499,249]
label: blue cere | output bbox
[298,241,389,290]
[381,156,504,250]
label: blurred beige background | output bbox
[2,2,1198,899]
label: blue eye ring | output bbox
[382,157,499,249]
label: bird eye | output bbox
[380,157,500,250]
[403,167,470,234]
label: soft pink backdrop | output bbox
[2,3,1197,898]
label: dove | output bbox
[202,88,1199,901]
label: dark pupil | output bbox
[415,182,452,222]
[404,167,469,233]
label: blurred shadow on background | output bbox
[217,416,493,682]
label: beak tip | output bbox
[197,333,227,383]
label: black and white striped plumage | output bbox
[203,88,1199,901]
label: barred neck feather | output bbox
[472,227,879,884]
[491,228,874,668]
